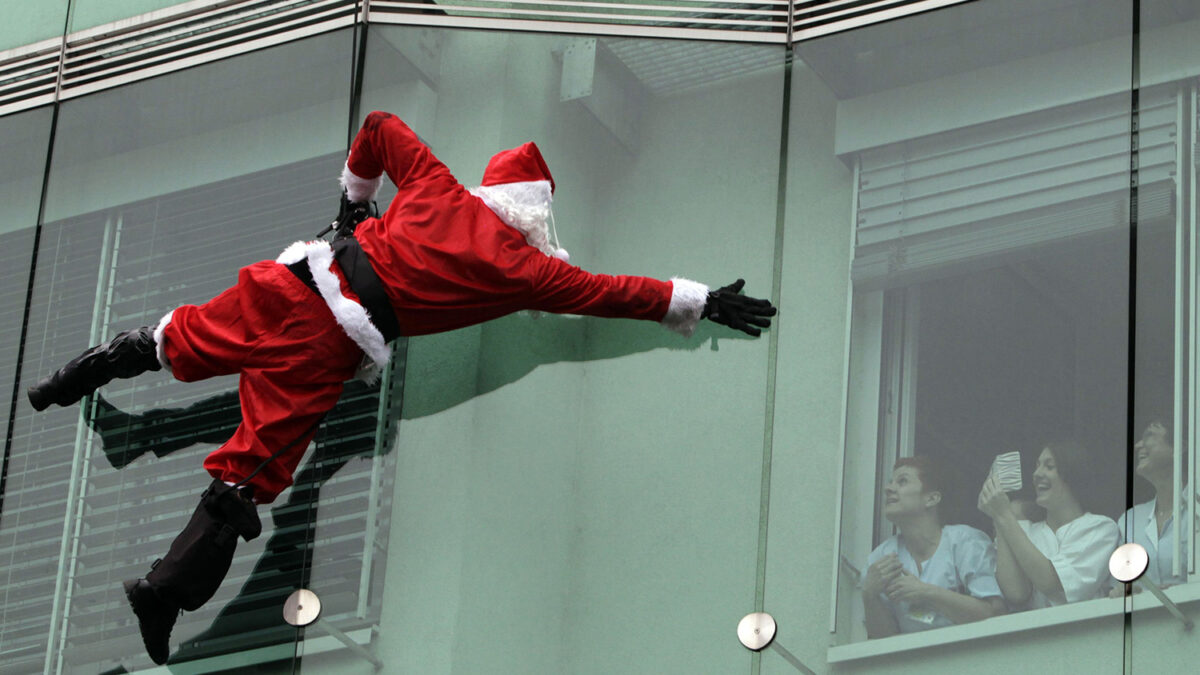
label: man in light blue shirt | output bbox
[862,457,1005,637]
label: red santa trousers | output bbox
[158,260,364,503]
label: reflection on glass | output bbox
[0,105,54,675]
[5,30,370,673]
[814,0,1145,652]
[19,150,402,671]
[1129,7,1200,668]
[349,25,783,674]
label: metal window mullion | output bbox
[53,214,123,675]
[1190,80,1198,578]
[43,214,118,673]
[829,156,862,632]
[1173,87,1185,580]
[357,342,398,618]
[899,288,919,459]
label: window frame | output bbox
[827,78,1200,657]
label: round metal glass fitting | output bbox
[737,612,776,651]
[283,588,322,626]
[1109,542,1150,583]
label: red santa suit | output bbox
[154,111,709,503]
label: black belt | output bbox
[285,238,403,342]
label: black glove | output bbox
[317,192,378,239]
[702,279,776,337]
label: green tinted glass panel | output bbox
[0,0,68,51]
[1128,1,1200,669]
[293,25,784,675]
[0,105,54,675]
[766,1,1135,672]
[10,29,365,673]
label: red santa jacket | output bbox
[280,111,709,378]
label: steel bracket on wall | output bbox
[556,37,644,154]
[737,612,818,674]
[285,588,384,670]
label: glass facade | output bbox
[808,0,1136,663]
[1,1,1199,673]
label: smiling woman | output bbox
[979,442,1121,609]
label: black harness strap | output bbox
[286,258,319,295]
[284,238,403,343]
[332,237,403,342]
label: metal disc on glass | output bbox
[283,588,322,626]
[737,612,776,651]
[1109,542,1150,583]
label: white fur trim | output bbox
[275,240,308,265]
[153,310,175,371]
[340,162,384,202]
[469,180,559,257]
[278,240,391,381]
[661,278,709,338]
[552,248,570,263]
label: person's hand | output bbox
[863,554,903,597]
[978,474,1012,520]
[885,570,931,604]
[317,192,378,239]
[702,279,776,337]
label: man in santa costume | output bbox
[26,110,775,664]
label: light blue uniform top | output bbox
[1116,495,1191,587]
[864,524,1002,633]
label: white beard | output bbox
[469,180,560,258]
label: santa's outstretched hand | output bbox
[702,279,776,337]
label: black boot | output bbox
[27,326,161,411]
[122,578,176,666]
[125,480,261,665]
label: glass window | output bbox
[767,0,1147,666]
[336,25,785,674]
[7,29,381,673]
[0,104,55,675]
[1129,1,1200,664]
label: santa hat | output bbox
[472,142,569,262]
[481,142,555,193]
